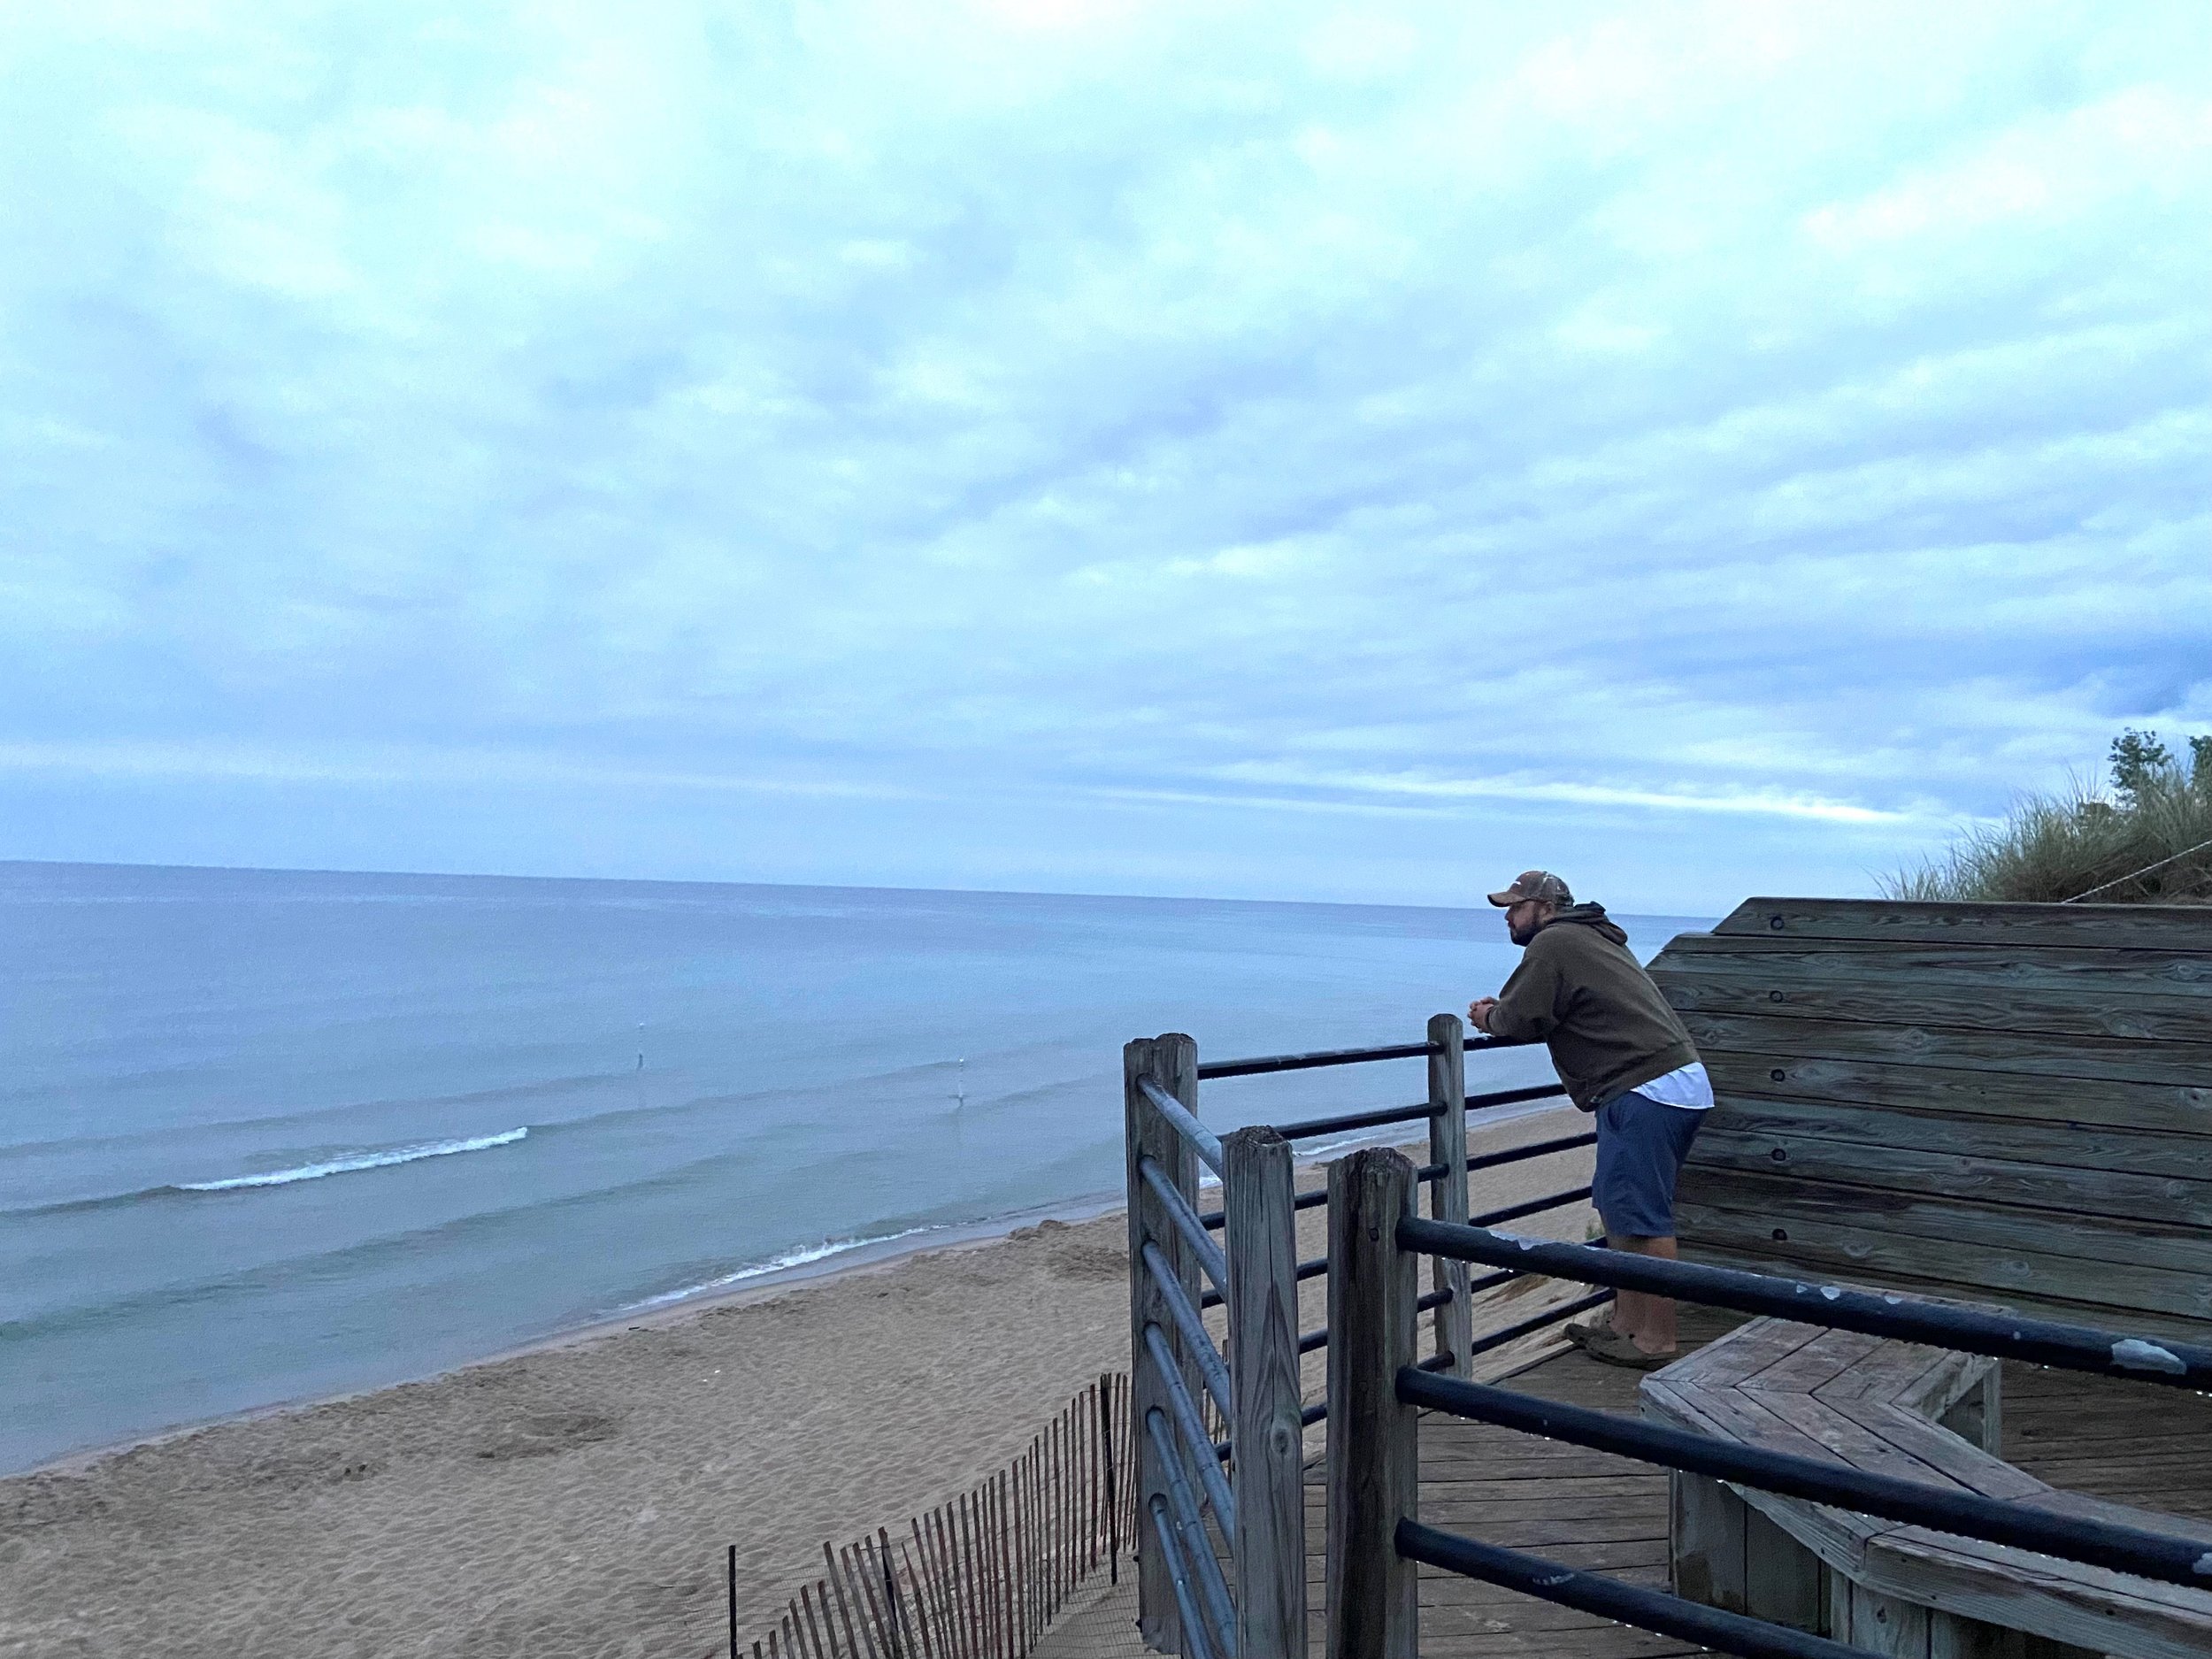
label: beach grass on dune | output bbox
[1886,731,2212,906]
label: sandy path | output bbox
[0,1107,1595,1659]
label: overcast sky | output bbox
[3,2,2206,912]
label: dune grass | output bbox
[1885,731,2212,905]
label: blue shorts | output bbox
[1593,1091,1706,1240]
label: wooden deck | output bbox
[1290,1310,2212,1658]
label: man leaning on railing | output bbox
[1466,869,1712,1370]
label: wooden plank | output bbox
[1688,1125,2212,1230]
[1653,1317,1822,1392]
[1839,1579,1933,1656]
[1654,963,2212,1047]
[1325,1148,1417,1659]
[1813,1397,2044,1502]
[1670,1472,1748,1612]
[1677,1009,2212,1088]
[1678,1164,2212,1287]
[1694,1095,2212,1182]
[1708,897,2212,952]
[1225,1125,1307,1659]
[1124,1034,1198,1655]
[1702,1051,2212,1137]
[1864,1526,2212,1658]
[1677,1191,2212,1326]
[1742,1328,1893,1397]
[1745,1502,1826,1635]
[1675,1238,2212,1349]
[1428,1012,1474,1378]
[1659,932,2212,993]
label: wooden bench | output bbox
[1640,1317,2212,1659]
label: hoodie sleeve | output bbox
[1486,936,1565,1041]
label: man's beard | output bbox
[1508,917,1540,946]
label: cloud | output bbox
[0,0,2206,906]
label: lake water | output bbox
[0,860,1708,1474]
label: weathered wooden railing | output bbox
[1123,1017,1596,1659]
[1323,1144,2212,1659]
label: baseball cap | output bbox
[1486,870,1572,908]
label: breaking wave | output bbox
[174,1127,530,1192]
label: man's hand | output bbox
[1467,997,1498,1034]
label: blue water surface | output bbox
[0,860,1709,1473]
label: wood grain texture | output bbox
[1654,962,2212,1046]
[1325,1149,1417,1659]
[1685,1125,2212,1229]
[1674,1008,2212,1087]
[1125,1034,1201,1655]
[1675,1185,2212,1325]
[1661,933,2212,992]
[1676,1161,2212,1284]
[1640,1317,2212,1659]
[1426,1013,1472,1379]
[1226,1125,1307,1659]
[1701,1050,2212,1135]
[1690,1095,2212,1181]
[1709,898,2212,952]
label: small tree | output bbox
[2193,733,2212,796]
[2109,728,2173,804]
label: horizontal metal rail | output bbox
[1468,1127,1594,1171]
[1196,1040,1437,1080]
[1400,1217,2212,1389]
[1138,1076,1224,1175]
[1464,1289,1612,1361]
[1471,1185,1592,1229]
[1464,1080,1569,1111]
[1196,1033,1538,1080]
[1198,1091,1582,1229]
[1266,1099,1437,1141]
[1141,1240,1234,1418]
[1145,1408,1238,1656]
[1400,1368,2212,1592]
[1148,1495,1219,1659]
[1398,1520,1870,1659]
[1142,1323,1235,1525]
[1139,1156,1230,1294]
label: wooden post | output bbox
[1325,1148,1418,1659]
[1226,1125,1306,1659]
[1125,1034,1201,1654]
[1425,1013,1471,1379]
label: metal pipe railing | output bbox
[1401,1215,2212,1389]
[1146,1496,1217,1659]
[1141,1325,1234,1523]
[1144,1409,1237,1656]
[1264,1099,1437,1141]
[1141,1242,1233,1418]
[1400,1367,2212,1593]
[1138,1076,1224,1175]
[1397,1520,1868,1659]
[1138,1156,1229,1294]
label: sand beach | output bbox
[0,1108,1595,1659]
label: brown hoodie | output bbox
[1485,903,1699,1111]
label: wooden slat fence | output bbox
[749,1373,1140,1659]
[1647,896,2212,1345]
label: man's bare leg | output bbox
[1607,1233,1680,1355]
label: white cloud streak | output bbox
[0,1,2207,902]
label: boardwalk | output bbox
[1040,1311,2212,1659]
[1292,1307,2212,1659]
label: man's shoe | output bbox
[1563,1317,1614,1350]
[1581,1328,1674,1371]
